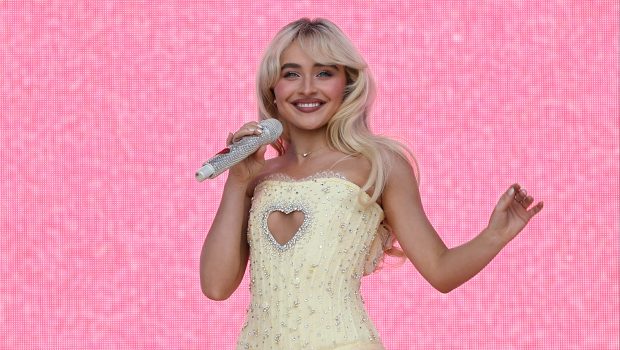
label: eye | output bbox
[282,71,300,79]
[316,70,334,78]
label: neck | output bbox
[283,129,330,160]
[285,143,329,161]
[297,147,326,158]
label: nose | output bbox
[301,76,317,95]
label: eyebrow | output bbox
[280,63,340,70]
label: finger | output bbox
[514,187,528,203]
[496,185,517,212]
[226,132,234,145]
[527,201,544,218]
[242,122,262,134]
[231,132,243,143]
[232,123,263,143]
[520,195,534,209]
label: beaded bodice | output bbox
[237,173,385,349]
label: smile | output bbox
[295,102,322,108]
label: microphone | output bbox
[195,119,283,182]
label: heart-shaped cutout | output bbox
[267,210,305,246]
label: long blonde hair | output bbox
[256,18,417,261]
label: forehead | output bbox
[280,42,314,65]
[279,40,336,67]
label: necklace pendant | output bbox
[302,152,310,157]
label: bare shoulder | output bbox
[382,149,421,205]
[329,148,417,190]
[385,150,418,186]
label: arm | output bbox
[199,122,267,300]
[199,176,252,300]
[382,156,543,293]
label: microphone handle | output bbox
[195,136,263,181]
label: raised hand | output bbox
[225,121,269,182]
[487,184,544,244]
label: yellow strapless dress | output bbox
[237,173,386,350]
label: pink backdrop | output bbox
[2,1,618,349]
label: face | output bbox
[272,41,347,134]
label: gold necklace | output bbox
[297,146,327,158]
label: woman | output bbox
[200,18,543,349]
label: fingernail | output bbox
[508,186,515,196]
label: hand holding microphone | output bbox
[195,119,283,181]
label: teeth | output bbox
[297,102,320,108]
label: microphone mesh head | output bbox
[259,118,283,143]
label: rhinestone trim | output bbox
[261,203,312,252]
[261,170,348,184]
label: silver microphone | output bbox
[195,119,283,181]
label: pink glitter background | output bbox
[2,1,618,349]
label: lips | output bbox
[292,99,324,112]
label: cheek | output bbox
[328,81,347,102]
[330,73,348,99]
[272,80,290,100]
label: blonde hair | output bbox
[256,18,418,261]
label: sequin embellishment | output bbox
[261,203,311,251]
